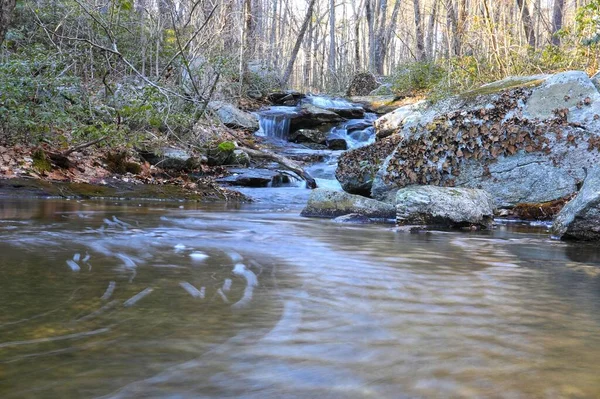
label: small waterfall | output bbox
[305,95,356,110]
[256,106,298,140]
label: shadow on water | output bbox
[1,199,600,398]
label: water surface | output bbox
[1,199,600,398]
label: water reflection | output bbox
[0,199,600,398]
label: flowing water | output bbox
[1,199,600,398]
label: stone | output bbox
[370,71,600,207]
[551,168,600,240]
[301,189,395,219]
[288,129,327,145]
[216,168,292,187]
[289,103,344,131]
[350,96,418,114]
[326,135,348,150]
[373,100,428,139]
[267,90,305,105]
[208,101,259,131]
[396,185,496,229]
[232,149,251,166]
[333,213,372,224]
[346,72,379,97]
[336,135,403,196]
[138,147,200,171]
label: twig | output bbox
[61,136,108,156]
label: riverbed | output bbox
[1,198,599,398]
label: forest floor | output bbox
[0,141,249,202]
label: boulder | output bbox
[289,103,344,131]
[326,135,348,150]
[346,72,379,97]
[232,149,251,166]
[350,96,418,114]
[336,135,402,196]
[551,168,600,240]
[288,129,327,145]
[396,185,496,229]
[301,189,395,219]
[374,100,428,139]
[267,90,305,106]
[302,96,365,119]
[208,101,259,131]
[216,168,295,187]
[370,71,600,207]
[138,147,201,171]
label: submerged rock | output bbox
[552,168,600,240]
[370,71,600,207]
[326,135,348,151]
[333,213,372,224]
[301,189,395,219]
[396,186,496,229]
[216,168,296,188]
[288,129,327,145]
[208,101,259,131]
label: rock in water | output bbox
[288,129,327,145]
[370,71,600,207]
[396,186,496,229]
[208,101,259,131]
[301,189,395,219]
[552,168,600,240]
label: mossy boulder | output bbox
[301,189,395,219]
[370,71,600,208]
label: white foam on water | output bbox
[189,252,209,262]
[66,259,80,272]
[179,282,203,298]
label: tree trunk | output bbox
[445,0,460,56]
[281,0,317,86]
[328,0,336,75]
[366,0,375,72]
[426,0,439,59]
[551,0,565,46]
[413,0,426,61]
[516,0,535,47]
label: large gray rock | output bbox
[301,189,395,219]
[373,100,428,139]
[289,103,344,131]
[551,168,600,240]
[370,71,600,208]
[396,186,496,228]
[208,101,259,131]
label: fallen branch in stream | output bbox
[240,147,317,189]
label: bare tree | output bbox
[281,0,317,86]
[413,0,426,61]
[517,0,535,47]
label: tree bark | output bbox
[0,0,16,45]
[281,0,317,86]
[413,0,426,61]
[551,0,565,46]
[516,0,535,47]
[328,0,336,75]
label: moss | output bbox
[32,149,52,173]
[459,78,546,100]
[125,162,142,174]
[217,141,235,152]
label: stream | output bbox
[1,97,600,398]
